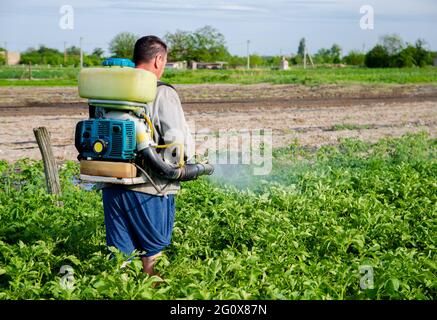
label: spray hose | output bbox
[154,143,185,168]
[140,114,214,181]
[144,115,155,140]
[143,114,185,168]
[139,147,214,181]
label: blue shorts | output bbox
[102,186,176,257]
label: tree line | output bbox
[364,35,433,68]
[1,27,435,68]
[13,46,104,67]
[294,34,434,68]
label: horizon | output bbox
[1,0,436,56]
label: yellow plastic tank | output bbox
[78,67,157,103]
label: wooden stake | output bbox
[33,127,62,196]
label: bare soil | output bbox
[0,84,436,162]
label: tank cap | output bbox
[102,58,135,68]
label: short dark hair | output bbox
[133,35,167,65]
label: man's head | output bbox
[133,35,168,79]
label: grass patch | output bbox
[0,66,436,86]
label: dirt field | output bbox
[0,84,436,162]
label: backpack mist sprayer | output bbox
[75,58,214,191]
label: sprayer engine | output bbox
[75,119,136,161]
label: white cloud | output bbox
[217,4,269,13]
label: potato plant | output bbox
[0,133,435,299]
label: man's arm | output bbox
[152,86,195,164]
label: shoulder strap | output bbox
[157,80,177,91]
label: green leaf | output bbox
[391,278,400,291]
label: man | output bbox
[101,36,194,275]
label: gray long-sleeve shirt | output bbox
[123,84,195,196]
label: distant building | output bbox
[188,61,197,70]
[434,56,437,66]
[0,51,20,65]
[279,56,289,70]
[166,61,187,69]
[193,61,227,70]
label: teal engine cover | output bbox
[75,119,136,161]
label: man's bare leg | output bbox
[142,252,162,276]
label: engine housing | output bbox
[75,119,136,161]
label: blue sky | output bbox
[1,0,436,56]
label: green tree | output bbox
[0,47,5,65]
[109,32,137,58]
[393,46,416,68]
[365,45,390,68]
[330,44,342,63]
[343,50,365,66]
[164,30,195,61]
[366,36,432,68]
[264,55,283,68]
[67,46,80,56]
[313,44,342,64]
[392,41,432,68]
[290,54,302,65]
[297,38,306,57]
[314,48,331,64]
[164,25,229,62]
[92,48,104,58]
[83,55,102,66]
[19,45,104,66]
[227,55,246,68]
[413,39,433,67]
[20,45,63,65]
[380,34,404,55]
[191,26,229,62]
[249,54,264,67]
